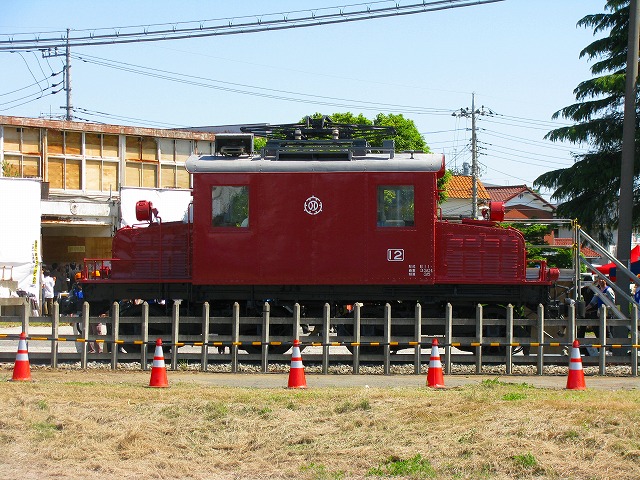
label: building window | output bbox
[196,140,213,155]
[212,186,249,228]
[49,157,82,190]
[47,130,82,155]
[85,133,119,158]
[86,159,119,192]
[159,138,192,188]
[2,127,42,178]
[125,161,157,188]
[125,136,156,161]
[160,164,190,189]
[3,154,41,178]
[377,185,414,227]
[125,136,158,187]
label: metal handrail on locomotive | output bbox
[80,117,561,348]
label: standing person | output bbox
[582,278,615,356]
[42,270,56,316]
[585,278,615,316]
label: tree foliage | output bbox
[533,0,640,243]
[304,112,429,152]
[506,223,574,268]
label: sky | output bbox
[0,0,609,200]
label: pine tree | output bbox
[534,0,639,243]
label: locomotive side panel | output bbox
[110,222,191,280]
[366,172,436,285]
[435,221,527,284]
[192,173,258,285]
[191,169,437,286]
[274,172,369,284]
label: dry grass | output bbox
[0,371,640,480]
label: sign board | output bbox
[0,178,41,298]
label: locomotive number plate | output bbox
[387,249,404,262]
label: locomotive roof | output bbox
[185,151,445,174]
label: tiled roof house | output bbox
[440,175,489,219]
[485,185,556,220]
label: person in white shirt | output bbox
[42,270,56,316]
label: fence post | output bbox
[322,303,330,374]
[141,302,149,370]
[414,303,422,375]
[506,304,513,375]
[384,303,391,375]
[111,302,120,370]
[353,303,361,375]
[231,302,239,373]
[567,303,576,344]
[51,301,59,368]
[201,302,210,372]
[294,303,301,342]
[21,299,30,335]
[261,302,270,373]
[81,302,89,369]
[475,304,483,374]
[599,306,607,375]
[445,303,452,374]
[171,300,181,371]
[632,304,638,377]
[536,304,544,375]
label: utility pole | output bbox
[65,28,72,120]
[41,29,73,120]
[453,93,492,218]
[616,0,639,316]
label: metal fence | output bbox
[1,299,638,376]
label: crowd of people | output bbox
[40,262,112,353]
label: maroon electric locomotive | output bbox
[81,118,560,344]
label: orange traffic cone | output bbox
[149,338,169,388]
[12,332,32,381]
[287,339,307,389]
[426,338,445,388]
[566,339,586,390]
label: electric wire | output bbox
[74,107,190,128]
[0,0,504,51]
[70,52,455,115]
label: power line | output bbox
[0,70,61,97]
[481,128,589,153]
[69,52,454,115]
[74,107,190,128]
[0,0,504,51]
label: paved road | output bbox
[2,368,639,391]
[2,325,640,390]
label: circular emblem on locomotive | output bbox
[304,196,323,215]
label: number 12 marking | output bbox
[387,249,404,262]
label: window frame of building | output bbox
[2,126,42,179]
[159,138,192,189]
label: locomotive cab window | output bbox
[377,186,414,227]
[212,186,249,228]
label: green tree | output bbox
[303,112,428,152]
[373,112,429,152]
[533,0,639,243]
[506,223,574,268]
[253,136,267,152]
